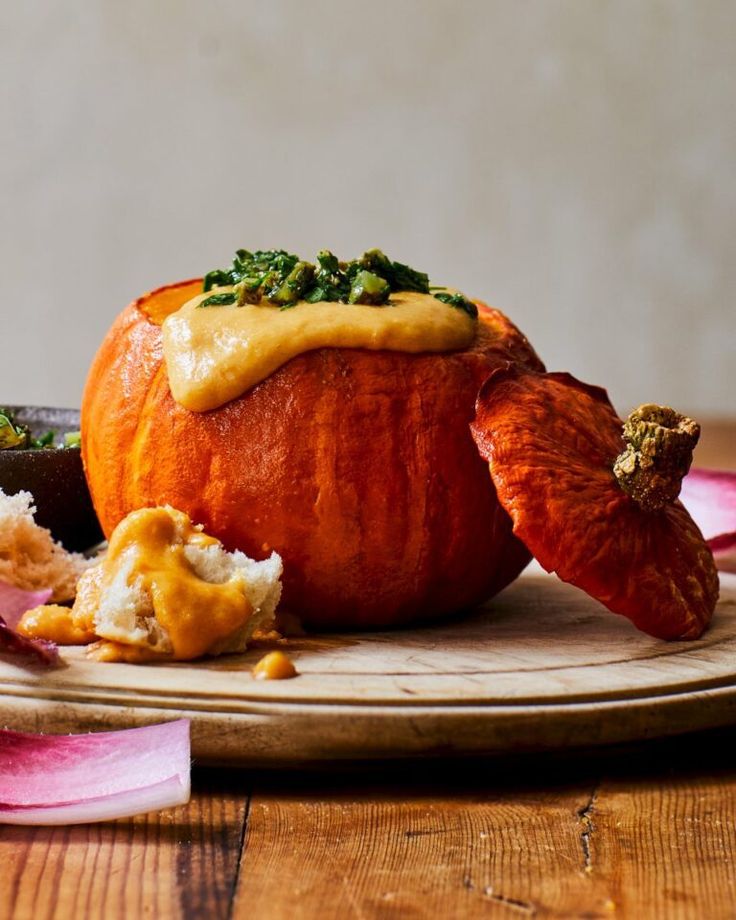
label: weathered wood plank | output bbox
[231,740,736,920]
[0,770,247,920]
[232,767,609,919]
[588,770,736,919]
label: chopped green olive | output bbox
[348,270,391,305]
[316,249,340,275]
[358,248,393,278]
[266,261,316,306]
[235,279,263,305]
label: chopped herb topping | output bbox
[0,409,80,451]
[199,248,477,317]
[267,260,315,307]
[33,430,55,449]
[200,292,237,308]
[433,291,479,319]
[0,410,28,450]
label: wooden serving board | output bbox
[1,569,735,765]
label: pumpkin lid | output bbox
[470,366,719,639]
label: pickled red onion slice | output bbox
[680,468,736,573]
[0,618,59,666]
[0,720,191,825]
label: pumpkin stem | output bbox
[613,404,700,512]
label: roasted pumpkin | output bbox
[81,279,543,628]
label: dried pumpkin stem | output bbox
[613,404,700,512]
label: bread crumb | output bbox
[0,488,93,601]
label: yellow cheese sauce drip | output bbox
[252,650,298,680]
[18,604,96,645]
[162,289,477,412]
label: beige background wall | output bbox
[1,0,734,416]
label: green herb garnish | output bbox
[200,292,238,308]
[0,409,80,451]
[32,430,56,449]
[199,248,476,318]
[0,410,29,450]
[358,249,429,294]
[433,291,479,319]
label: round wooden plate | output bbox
[1,569,735,764]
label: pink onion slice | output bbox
[680,468,736,573]
[0,719,191,825]
[0,583,52,629]
[0,617,59,666]
[0,775,188,826]
[0,580,58,667]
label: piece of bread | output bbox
[0,488,92,601]
[71,506,283,660]
[181,542,283,655]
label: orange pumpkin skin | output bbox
[82,280,544,629]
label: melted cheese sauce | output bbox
[162,288,477,412]
[19,507,255,662]
[18,604,95,645]
[252,650,298,680]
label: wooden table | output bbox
[1,420,734,920]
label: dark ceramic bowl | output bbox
[0,406,103,551]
